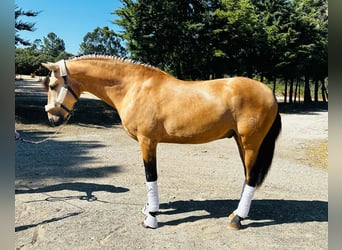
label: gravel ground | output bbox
[15,77,328,249]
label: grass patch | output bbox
[299,140,328,169]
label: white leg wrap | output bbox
[142,181,159,229]
[146,181,159,212]
[234,184,256,219]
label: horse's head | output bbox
[41,60,79,126]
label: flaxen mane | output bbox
[70,54,166,74]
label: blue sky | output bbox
[16,0,124,54]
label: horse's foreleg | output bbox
[139,136,159,229]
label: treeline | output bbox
[15,32,73,76]
[15,0,327,104]
[15,28,126,77]
[114,0,328,103]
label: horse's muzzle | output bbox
[48,114,64,126]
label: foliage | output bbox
[79,26,127,56]
[114,0,328,102]
[15,47,52,76]
[292,0,328,103]
[114,0,218,79]
[15,0,328,103]
[42,32,66,57]
[212,0,263,77]
[15,32,73,76]
[15,5,40,46]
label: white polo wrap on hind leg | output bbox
[143,181,159,228]
[234,183,256,219]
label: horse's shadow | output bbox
[16,183,327,230]
[159,199,327,228]
[15,182,129,202]
[15,182,130,232]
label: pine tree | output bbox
[15,5,40,46]
[42,32,65,57]
[79,27,126,56]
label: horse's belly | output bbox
[161,115,235,144]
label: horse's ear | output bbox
[41,62,59,71]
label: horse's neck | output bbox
[68,60,141,111]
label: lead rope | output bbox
[18,114,72,144]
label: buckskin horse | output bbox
[41,55,281,230]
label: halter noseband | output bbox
[44,60,78,116]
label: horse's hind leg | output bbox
[138,136,160,229]
[228,136,260,230]
[228,112,281,229]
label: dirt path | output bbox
[15,78,328,249]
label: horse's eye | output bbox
[49,84,57,91]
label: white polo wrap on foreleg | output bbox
[146,181,159,212]
[142,181,159,228]
[234,184,256,219]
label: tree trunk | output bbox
[304,75,312,104]
[294,78,299,103]
[321,78,328,102]
[284,79,288,103]
[299,86,301,103]
[289,78,294,104]
[314,79,319,102]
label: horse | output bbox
[41,55,281,230]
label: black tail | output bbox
[252,112,282,187]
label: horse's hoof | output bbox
[142,213,158,229]
[142,221,157,229]
[227,213,242,230]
